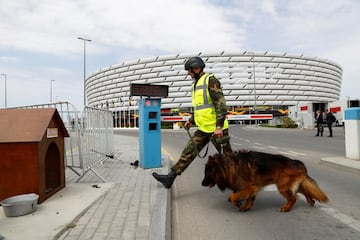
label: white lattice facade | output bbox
[86,51,342,110]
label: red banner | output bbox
[300,106,308,111]
[330,106,341,113]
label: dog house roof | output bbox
[0,108,69,143]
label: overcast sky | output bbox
[0,0,359,110]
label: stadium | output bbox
[86,51,342,127]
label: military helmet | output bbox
[184,56,205,70]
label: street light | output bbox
[246,51,257,126]
[50,80,56,103]
[0,73,7,108]
[78,37,91,106]
[252,52,257,115]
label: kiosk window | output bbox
[149,123,157,130]
[148,112,157,119]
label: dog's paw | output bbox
[239,206,251,212]
[278,207,290,212]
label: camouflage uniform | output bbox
[171,74,232,175]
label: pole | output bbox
[252,52,257,126]
[0,73,6,108]
[78,37,91,106]
[50,80,55,103]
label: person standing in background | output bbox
[326,109,335,137]
[315,110,324,137]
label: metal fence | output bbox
[16,101,114,182]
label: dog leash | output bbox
[185,127,210,158]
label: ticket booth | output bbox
[0,108,69,203]
[130,83,168,169]
[139,98,162,168]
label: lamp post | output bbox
[78,37,91,106]
[50,80,56,103]
[0,73,7,108]
[252,52,257,116]
[247,51,257,126]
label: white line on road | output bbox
[288,151,307,156]
[319,205,360,233]
[263,185,360,233]
[263,184,277,191]
[267,146,279,149]
[253,146,266,150]
[232,142,243,146]
[278,151,299,157]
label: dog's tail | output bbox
[301,176,328,203]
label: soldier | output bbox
[152,56,232,188]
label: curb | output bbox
[320,157,360,175]
[149,155,171,240]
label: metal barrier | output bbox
[79,106,114,182]
[16,102,114,182]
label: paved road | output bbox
[162,125,360,240]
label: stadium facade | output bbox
[86,51,342,127]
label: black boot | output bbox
[152,170,177,188]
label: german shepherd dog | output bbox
[201,150,328,212]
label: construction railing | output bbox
[16,101,114,182]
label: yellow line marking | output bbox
[161,147,175,161]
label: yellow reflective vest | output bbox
[192,73,229,133]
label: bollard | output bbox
[344,107,360,160]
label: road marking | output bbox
[232,142,243,146]
[253,146,266,150]
[278,151,297,156]
[288,151,307,156]
[161,147,175,161]
[276,151,307,157]
[278,151,301,157]
[263,185,360,233]
[268,145,279,149]
[263,184,277,191]
[319,205,360,233]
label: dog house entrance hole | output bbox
[45,142,61,194]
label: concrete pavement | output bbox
[0,132,170,240]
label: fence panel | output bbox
[79,106,114,182]
[16,102,114,182]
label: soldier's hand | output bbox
[214,127,223,137]
[184,121,192,130]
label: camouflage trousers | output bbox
[171,129,232,175]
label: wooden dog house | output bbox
[0,108,69,203]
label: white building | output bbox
[85,51,342,127]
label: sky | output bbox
[0,0,359,111]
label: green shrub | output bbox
[279,116,298,128]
